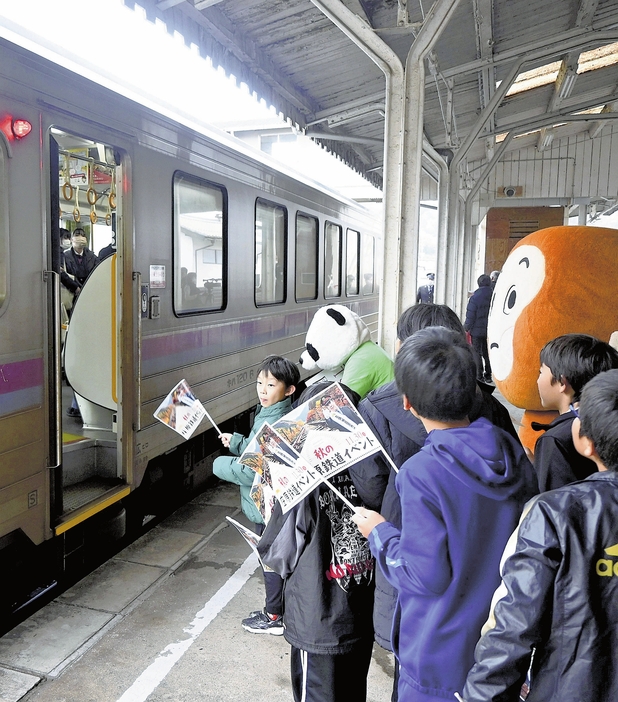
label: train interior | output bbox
[53,129,125,524]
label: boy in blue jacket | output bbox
[214,355,299,634]
[353,327,537,702]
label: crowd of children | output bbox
[211,302,618,702]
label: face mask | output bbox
[61,240,71,250]
[73,236,87,248]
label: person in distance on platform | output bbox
[213,355,299,635]
[464,274,493,383]
[416,272,435,304]
[462,369,618,702]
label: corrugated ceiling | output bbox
[125,0,618,190]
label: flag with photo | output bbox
[238,423,323,519]
[153,378,205,440]
[272,382,383,481]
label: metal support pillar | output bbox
[423,139,449,305]
[310,0,461,356]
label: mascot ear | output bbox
[326,308,346,326]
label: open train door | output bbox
[48,129,130,558]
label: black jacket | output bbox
[64,247,99,286]
[465,285,493,337]
[463,472,618,702]
[258,471,374,655]
[347,379,520,650]
[532,410,597,492]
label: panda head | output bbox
[299,305,371,371]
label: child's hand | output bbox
[219,433,233,448]
[352,507,386,538]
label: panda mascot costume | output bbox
[299,304,394,399]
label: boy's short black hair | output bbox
[397,303,465,342]
[540,334,618,401]
[257,355,300,389]
[478,274,491,287]
[395,326,477,421]
[578,369,618,472]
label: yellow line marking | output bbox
[55,485,130,535]
[62,432,84,445]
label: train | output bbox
[0,38,381,619]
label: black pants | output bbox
[255,522,284,616]
[290,639,374,702]
[472,335,491,380]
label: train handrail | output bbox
[43,270,61,469]
[133,271,142,432]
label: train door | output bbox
[49,129,130,547]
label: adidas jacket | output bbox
[463,471,618,702]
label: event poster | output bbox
[153,379,206,439]
[239,423,322,518]
[272,382,382,480]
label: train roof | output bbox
[0,36,378,222]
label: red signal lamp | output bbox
[11,118,32,139]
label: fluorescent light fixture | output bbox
[558,69,577,99]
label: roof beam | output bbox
[589,96,618,137]
[575,0,600,28]
[305,129,383,146]
[155,0,184,10]
[441,26,618,79]
[473,0,495,160]
[490,98,618,138]
[313,28,618,122]
[536,0,600,151]
[342,0,372,25]
[194,0,226,9]
[307,101,385,127]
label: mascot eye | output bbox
[502,286,517,314]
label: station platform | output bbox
[0,482,394,702]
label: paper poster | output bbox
[239,423,322,517]
[153,378,205,439]
[272,382,382,480]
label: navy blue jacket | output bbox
[465,284,493,338]
[532,410,597,492]
[369,418,538,701]
[348,379,520,651]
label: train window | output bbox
[346,229,360,296]
[255,199,286,306]
[0,137,7,313]
[362,235,375,295]
[295,213,318,301]
[324,221,342,298]
[174,172,226,315]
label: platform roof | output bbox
[128,0,618,192]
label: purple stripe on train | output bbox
[0,357,44,394]
[141,303,377,375]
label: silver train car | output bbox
[0,39,381,616]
